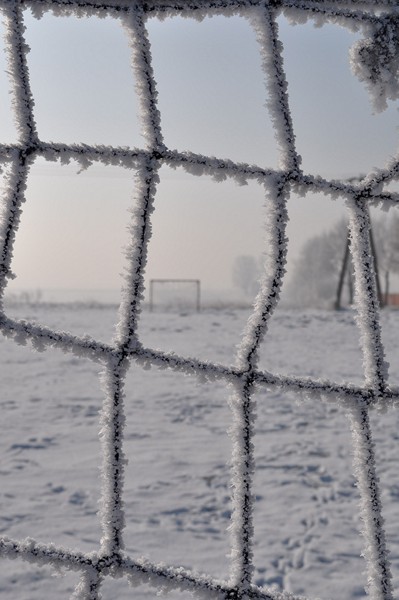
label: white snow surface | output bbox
[0,303,399,600]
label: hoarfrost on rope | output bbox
[350,18,399,113]
[0,1,399,600]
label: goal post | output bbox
[149,279,201,312]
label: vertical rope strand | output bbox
[236,177,289,370]
[3,0,38,145]
[250,5,301,174]
[72,567,103,600]
[117,7,163,347]
[116,157,160,348]
[0,154,30,306]
[347,197,388,394]
[346,194,393,599]
[98,354,128,558]
[227,7,294,591]
[122,6,164,152]
[228,376,256,593]
[349,404,393,600]
[228,178,290,591]
[0,1,38,306]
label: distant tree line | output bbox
[232,255,262,299]
[287,212,399,308]
[232,211,399,308]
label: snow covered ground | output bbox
[1,303,399,599]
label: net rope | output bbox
[0,1,399,599]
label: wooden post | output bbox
[369,225,384,307]
[335,233,350,310]
[335,218,384,309]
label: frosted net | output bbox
[0,1,398,599]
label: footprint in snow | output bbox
[8,437,56,452]
[69,490,89,506]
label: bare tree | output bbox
[373,211,399,304]
[232,255,261,298]
[286,220,348,308]
[287,213,399,309]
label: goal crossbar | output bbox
[149,278,201,312]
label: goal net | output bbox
[0,2,398,600]
[149,279,200,312]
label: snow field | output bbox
[0,304,399,599]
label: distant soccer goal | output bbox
[149,279,201,312]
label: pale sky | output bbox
[1,8,399,301]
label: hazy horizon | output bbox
[2,10,399,304]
